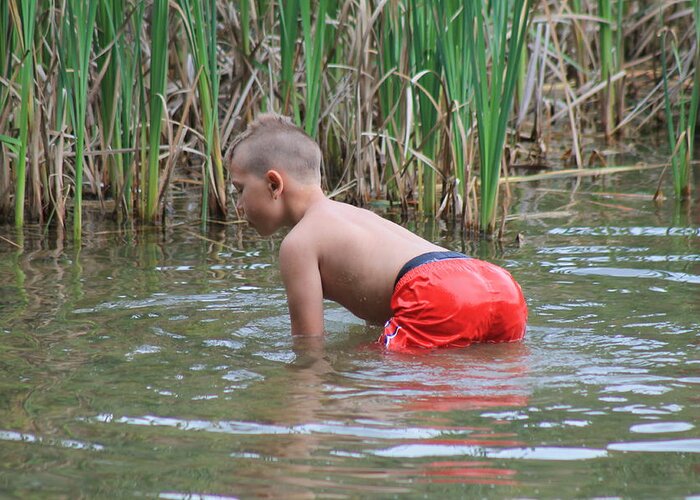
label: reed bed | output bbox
[0,0,697,239]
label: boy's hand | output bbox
[279,235,324,335]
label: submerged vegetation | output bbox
[0,0,697,239]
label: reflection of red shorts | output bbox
[379,255,527,351]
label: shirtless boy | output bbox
[227,113,527,351]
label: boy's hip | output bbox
[382,258,527,351]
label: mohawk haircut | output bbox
[226,113,321,184]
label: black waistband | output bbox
[394,251,470,288]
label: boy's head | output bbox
[226,113,321,185]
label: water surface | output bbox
[1,167,698,498]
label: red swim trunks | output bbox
[379,252,527,351]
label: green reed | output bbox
[689,0,700,197]
[123,1,146,216]
[96,0,124,203]
[11,0,36,229]
[660,1,699,199]
[434,0,473,217]
[240,0,250,58]
[278,0,300,118]
[0,0,13,212]
[377,4,407,202]
[300,0,330,138]
[177,0,227,223]
[62,0,98,239]
[466,0,531,232]
[0,2,10,107]
[94,0,143,218]
[144,0,168,223]
[408,0,441,215]
[598,0,620,139]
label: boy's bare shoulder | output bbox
[279,221,316,258]
[279,199,377,260]
[278,201,338,256]
[291,199,373,234]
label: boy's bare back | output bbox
[280,198,445,330]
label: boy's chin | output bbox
[246,219,279,237]
[254,226,276,237]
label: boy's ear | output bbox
[265,170,284,198]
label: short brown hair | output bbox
[226,113,321,184]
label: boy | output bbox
[227,113,527,351]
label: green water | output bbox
[1,168,698,498]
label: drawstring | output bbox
[383,320,401,348]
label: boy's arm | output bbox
[279,236,325,336]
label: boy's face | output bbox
[230,161,281,236]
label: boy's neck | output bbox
[285,184,327,226]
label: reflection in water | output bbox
[79,337,534,491]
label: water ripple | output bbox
[548,226,700,237]
[630,422,694,434]
[86,414,463,440]
[549,266,700,284]
[372,443,608,460]
[608,439,700,453]
[0,429,104,451]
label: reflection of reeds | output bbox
[0,0,697,238]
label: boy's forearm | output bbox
[289,313,325,336]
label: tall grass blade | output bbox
[96,0,124,202]
[63,0,98,240]
[377,3,407,202]
[0,0,12,218]
[299,0,329,138]
[408,0,441,215]
[176,0,227,223]
[278,0,300,117]
[11,0,37,229]
[687,0,700,197]
[661,2,698,200]
[466,0,531,232]
[434,0,473,216]
[598,0,617,139]
[121,1,146,216]
[145,0,169,223]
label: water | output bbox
[1,169,698,498]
